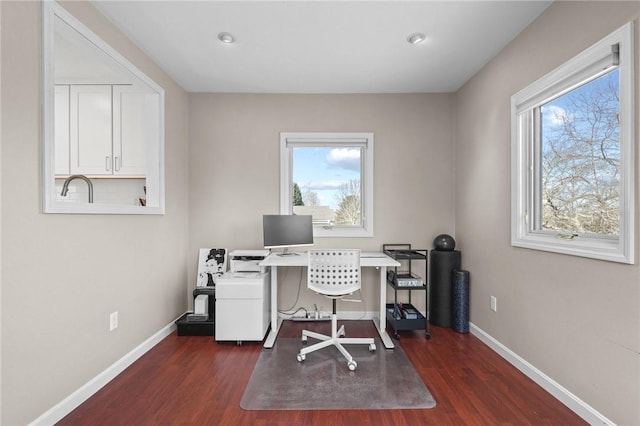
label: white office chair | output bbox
[296,249,376,371]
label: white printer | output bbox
[229,249,270,273]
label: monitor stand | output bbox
[277,248,300,257]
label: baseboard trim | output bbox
[30,316,180,426]
[469,322,615,426]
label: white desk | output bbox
[259,251,401,350]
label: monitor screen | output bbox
[263,214,314,251]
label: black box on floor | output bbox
[175,313,215,336]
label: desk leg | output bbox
[375,266,395,349]
[264,265,282,349]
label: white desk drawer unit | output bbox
[215,272,270,344]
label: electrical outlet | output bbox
[110,311,118,331]
[490,296,497,312]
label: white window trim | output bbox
[280,132,374,238]
[511,22,634,264]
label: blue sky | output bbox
[541,68,619,136]
[293,147,361,209]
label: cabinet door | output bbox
[70,85,113,175]
[112,85,156,176]
[54,85,70,175]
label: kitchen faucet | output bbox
[60,174,94,203]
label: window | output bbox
[280,132,374,237]
[511,23,634,263]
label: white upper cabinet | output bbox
[61,84,149,177]
[69,85,113,175]
[112,85,157,176]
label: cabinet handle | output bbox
[105,156,111,171]
[115,156,120,172]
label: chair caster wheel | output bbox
[348,360,357,371]
[369,343,376,352]
[297,353,305,362]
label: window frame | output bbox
[280,132,374,238]
[511,23,634,264]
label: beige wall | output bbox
[188,93,455,312]
[0,2,189,424]
[2,1,638,424]
[455,2,640,424]
[0,2,3,423]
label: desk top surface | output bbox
[259,251,400,267]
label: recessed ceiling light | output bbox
[407,32,426,45]
[218,32,235,44]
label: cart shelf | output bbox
[383,244,431,340]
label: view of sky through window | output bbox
[292,147,361,211]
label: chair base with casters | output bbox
[296,298,376,371]
[297,249,374,371]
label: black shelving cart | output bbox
[383,244,431,340]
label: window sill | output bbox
[512,233,633,264]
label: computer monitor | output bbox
[263,214,313,255]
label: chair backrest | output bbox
[307,249,361,297]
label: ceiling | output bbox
[91,1,551,94]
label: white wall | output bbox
[0,2,189,424]
[188,93,455,313]
[454,2,640,424]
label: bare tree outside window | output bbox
[540,69,620,236]
[334,179,361,225]
[302,190,319,206]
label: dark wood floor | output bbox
[58,321,586,425]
